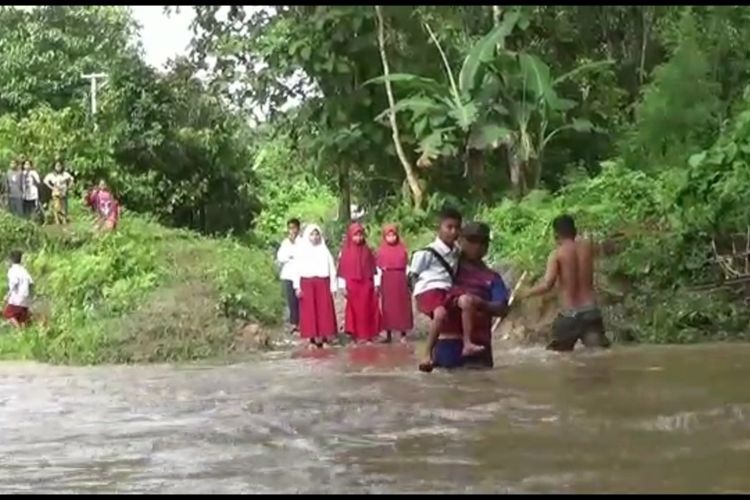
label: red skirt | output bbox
[344,278,381,341]
[299,277,337,339]
[380,269,413,332]
[4,304,30,325]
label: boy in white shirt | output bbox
[409,207,485,358]
[4,250,34,328]
[276,218,301,332]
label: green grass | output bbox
[0,204,284,364]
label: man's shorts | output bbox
[547,306,610,352]
[3,304,30,325]
[432,338,494,369]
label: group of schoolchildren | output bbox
[276,209,498,370]
[277,207,611,371]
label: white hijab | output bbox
[292,224,337,289]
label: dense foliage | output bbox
[0,205,283,364]
[3,5,750,360]
[187,5,750,344]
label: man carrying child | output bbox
[417,221,511,370]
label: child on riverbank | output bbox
[409,207,485,358]
[376,224,413,343]
[293,224,338,348]
[3,250,34,328]
[338,223,381,344]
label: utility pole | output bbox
[82,72,108,130]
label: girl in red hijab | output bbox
[376,224,413,342]
[338,223,381,343]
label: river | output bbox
[1,342,749,493]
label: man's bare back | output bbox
[523,215,610,351]
[553,238,596,310]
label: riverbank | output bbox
[0,207,285,364]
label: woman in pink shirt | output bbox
[85,180,120,231]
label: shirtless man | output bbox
[520,214,610,351]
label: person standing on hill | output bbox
[5,159,24,217]
[276,218,301,333]
[43,160,74,224]
[293,224,338,349]
[85,180,120,231]
[519,214,611,351]
[376,224,413,343]
[338,222,381,344]
[21,159,41,220]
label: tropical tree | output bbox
[367,9,610,197]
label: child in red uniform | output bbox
[376,224,413,343]
[338,223,381,344]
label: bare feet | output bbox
[462,341,485,357]
[399,335,408,344]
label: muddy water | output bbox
[1,343,750,494]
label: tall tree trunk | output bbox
[338,163,351,223]
[638,6,651,85]
[374,5,424,209]
[506,142,525,199]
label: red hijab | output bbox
[376,224,408,270]
[338,223,377,280]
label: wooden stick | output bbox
[491,271,527,334]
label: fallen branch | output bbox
[687,274,750,292]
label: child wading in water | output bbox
[3,250,34,328]
[338,223,381,344]
[376,224,413,343]
[409,207,485,357]
[293,224,338,348]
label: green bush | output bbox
[0,205,284,364]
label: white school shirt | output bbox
[408,237,459,296]
[276,237,298,282]
[7,264,33,308]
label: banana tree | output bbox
[490,51,612,195]
[364,12,523,197]
[366,9,611,198]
